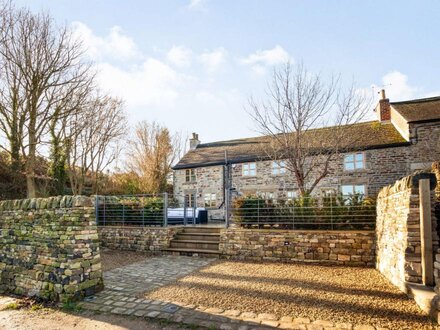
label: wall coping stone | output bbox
[0,195,93,211]
[377,171,436,199]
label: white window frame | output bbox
[272,161,286,175]
[242,162,256,176]
[185,193,196,207]
[204,193,216,208]
[344,152,365,171]
[185,169,196,182]
[286,190,297,201]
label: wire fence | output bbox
[95,194,208,227]
[231,194,376,230]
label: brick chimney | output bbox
[189,132,200,150]
[376,89,391,121]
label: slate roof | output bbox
[391,96,440,123]
[173,121,409,169]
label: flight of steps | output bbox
[164,227,221,257]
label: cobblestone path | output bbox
[79,256,425,330]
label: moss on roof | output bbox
[391,96,440,123]
[174,121,409,169]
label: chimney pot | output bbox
[376,89,391,121]
[189,132,200,150]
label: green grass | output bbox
[30,303,44,311]
[3,302,19,310]
[61,301,82,312]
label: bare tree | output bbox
[249,63,372,197]
[127,121,184,194]
[0,3,94,197]
[66,93,126,195]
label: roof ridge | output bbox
[390,95,440,105]
[197,120,381,148]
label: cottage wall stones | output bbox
[376,173,438,291]
[0,196,103,302]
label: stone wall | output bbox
[376,173,438,291]
[0,196,103,302]
[98,226,179,252]
[219,228,375,266]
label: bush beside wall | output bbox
[0,196,103,302]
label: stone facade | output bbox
[0,196,103,302]
[219,229,375,266]
[174,135,440,221]
[99,226,179,252]
[376,173,438,291]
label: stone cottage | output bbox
[173,91,440,220]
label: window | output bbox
[185,193,196,207]
[185,169,196,182]
[258,191,274,200]
[204,193,216,208]
[242,162,256,176]
[272,161,286,175]
[344,152,365,170]
[341,184,366,196]
[286,191,297,201]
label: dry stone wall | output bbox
[376,173,438,291]
[0,196,103,302]
[98,226,178,252]
[219,228,375,266]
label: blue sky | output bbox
[17,0,440,143]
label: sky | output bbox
[16,0,440,144]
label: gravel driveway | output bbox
[145,260,439,329]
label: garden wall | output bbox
[98,226,179,252]
[219,229,375,266]
[0,196,103,302]
[376,173,438,291]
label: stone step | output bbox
[170,240,219,250]
[181,227,222,234]
[163,247,221,256]
[175,233,221,242]
[406,283,439,321]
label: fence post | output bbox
[225,187,230,228]
[95,195,99,225]
[330,195,334,230]
[103,196,106,226]
[163,192,168,227]
[419,178,434,286]
[183,196,187,226]
[122,203,125,226]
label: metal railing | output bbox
[230,195,376,230]
[95,193,205,227]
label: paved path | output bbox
[80,256,390,330]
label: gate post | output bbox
[419,178,434,286]
[163,192,168,227]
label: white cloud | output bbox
[188,0,207,11]
[199,48,228,73]
[72,22,139,61]
[240,45,292,75]
[379,71,418,101]
[166,46,192,68]
[97,59,184,109]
